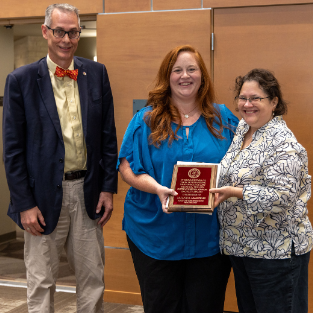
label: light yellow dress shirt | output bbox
[47,55,87,173]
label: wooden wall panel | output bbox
[225,271,238,312]
[204,0,313,8]
[213,4,313,312]
[98,10,213,304]
[104,182,130,248]
[153,0,201,10]
[0,0,102,19]
[105,0,150,13]
[103,248,142,305]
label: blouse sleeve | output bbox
[117,109,153,176]
[218,104,239,140]
[242,141,311,215]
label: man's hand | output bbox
[20,206,46,236]
[96,192,114,227]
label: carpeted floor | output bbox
[0,285,144,313]
[0,233,76,287]
[0,231,235,313]
[0,230,144,313]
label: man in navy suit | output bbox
[3,3,118,312]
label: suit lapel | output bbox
[37,57,63,142]
[75,57,88,140]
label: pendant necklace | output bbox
[181,105,198,119]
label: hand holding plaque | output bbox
[167,162,220,213]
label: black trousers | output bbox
[127,236,231,313]
[230,248,311,313]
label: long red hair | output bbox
[144,45,225,147]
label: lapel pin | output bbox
[83,72,87,76]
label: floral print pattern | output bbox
[218,116,312,259]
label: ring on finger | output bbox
[26,227,30,231]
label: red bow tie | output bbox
[55,66,78,81]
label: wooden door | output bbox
[213,4,313,312]
[97,9,212,305]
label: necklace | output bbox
[180,105,198,118]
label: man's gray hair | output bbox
[44,3,80,27]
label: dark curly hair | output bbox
[234,68,288,116]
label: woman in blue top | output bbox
[118,45,238,313]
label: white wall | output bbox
[75,37,97,61]
[15,36,47,69]
[0,26,15,239]
[0,27,14,96]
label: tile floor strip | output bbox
[0,280,76,293]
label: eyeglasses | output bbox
[45,25,81,39]
[235,96,270,105]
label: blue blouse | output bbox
[118,104,238,260]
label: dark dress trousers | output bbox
[3,56,118,235]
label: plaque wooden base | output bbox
[167,162,220,213]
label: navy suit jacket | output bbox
[3,56,118,235]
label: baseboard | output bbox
[103,289,142,305]
[0,231,16,244]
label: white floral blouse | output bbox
[218,116,312,259]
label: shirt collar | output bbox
[47,55,75,76]
[237,115,283,138]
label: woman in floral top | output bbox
[210,68,312,313]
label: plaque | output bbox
[167,162,219,213]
